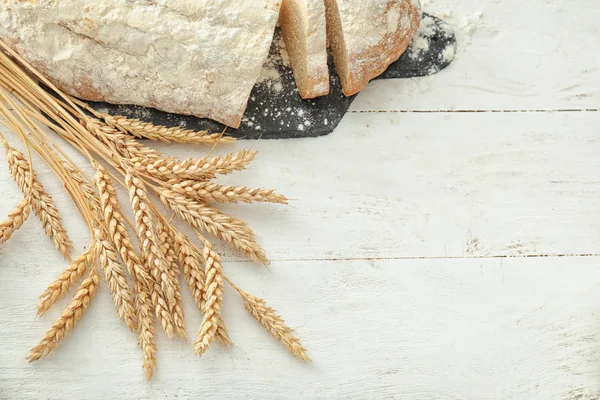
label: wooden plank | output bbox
[1,111,599,262]
[0,256,598,399]
[350,0,600,112]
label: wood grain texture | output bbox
[1,0,599,397]
[350,0,600,112]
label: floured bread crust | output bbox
[0,0,282,128]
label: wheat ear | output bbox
[194,149,257,176]
[168,181,288,205]
[95,227,137,333]
[125,166,175,339]
[193,238,224,356]
[160,190,268,264]
[5,145,73,258]
[84,117,163,160]
[92,163,157,373]
[37,246,94,316]
[157,221,186,339]
[130,157,215,182]
[229,280,310,362]
[97,112,234,145]
[94,163,149,286]
[27,268,99,362]
[134,280,157,379]
[0,198,30,244]
[174,231,231,346]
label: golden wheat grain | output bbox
[157,220,186,339]
[94,163,149,285]
[130,157,215,182]
[134,279,157,379]
[84,118,163,160]
[95,227,137,333]
[6,146,73,258]
[125,166,175,339]
[193,239,224,356]
[231,283,311,361]
[168,181,288,205]
[0,198,30,244]
[97,112,234,145]
[174,231,231,346]
[37,247,94,316]
[160,189,268,264]
[192,149,257,176]
[27,268,99,362]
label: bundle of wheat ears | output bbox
[0,39,309,379]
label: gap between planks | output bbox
[227,253,600,264]
[350,108,600,114]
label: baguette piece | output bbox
[279,0,330,99]
[0,0,282,128]
[324,0,420,96]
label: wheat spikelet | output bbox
[193,239,224,356]
[37,247,94,316]
[168,181,288,205]
[134,279,157,379]
[130,157,215,182]
[84,118,162,160]
[160,189,268,264]
[232,284,310,361]
[0,198,30,244]
[26,268,99,362]
[95,227,137,333]
[63,161,100,213]
[125,166,175,339]
[192,149,257,176]
[5,146,73,258]
[157,221,186,339]
[174,231,231,346]
[97,112,234,145]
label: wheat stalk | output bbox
[193,238,224,356]
[174,230,232,346]
[134,279,157,379]
[95,227,137,333]
[228,280,311,362]
[27,268,99,362]
[160,189,268,264]
[94,112,234,145]
[5,144,73,258]
[0,198,30,243]
[157,220,187,339]
[37,246,94,316]
[168,181,289,205]
[125,166,175,339]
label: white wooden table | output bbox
[1,0,599,398]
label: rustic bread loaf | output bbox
[0,0,282,128]
[279,0,330,99]
[324,0,420,96]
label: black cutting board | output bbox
[88,13,456,140]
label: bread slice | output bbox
[0,0,282,128]
[279,0,330,99]
[324,0,420,96]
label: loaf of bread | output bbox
[325,0,420,96]
[279,0,330,99]
[0,0,282,128]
